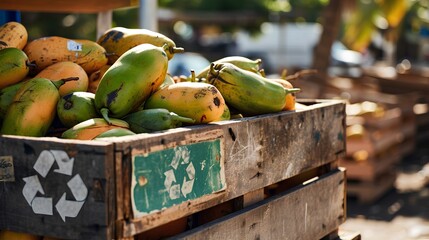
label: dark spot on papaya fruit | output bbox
[0,41,7,46]
[200,115,207,123]
[194,89,208,99]
[64,100,73,110]
[99,30,123,45]
[112,31,124,42]
[213,97,221,107]
[107,83,123,106]
[209,86,218,94]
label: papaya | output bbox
[123,108,195,133]
[268,78,296,111]
[195,55,262,80]
[24,36,108,74]
[0,21,28,50]
[57,91,99,128]
[94,43,168,124]
[0,230,40,240]
[61,117,130,140]
[144,82,226,124]
[1,77,76,137]
[0,81,25,123]
[87,64,110,94]
[97,27,184,64]
[35,61,89,96]
[94,127,136,139]
[0,47,31,89]
[207,63,300,116]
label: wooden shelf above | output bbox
[0,0,138,13]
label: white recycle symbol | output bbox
[164,146,196,200]
[22,150,88,222]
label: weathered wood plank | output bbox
[110,100,346,236]
[171,169,346,240]
[0,136,115,239]
[347,170,396,204]
[340,147,401,182]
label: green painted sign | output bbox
[131,138,225,217]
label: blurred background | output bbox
[2,0,428,75]
[1,0,429,239]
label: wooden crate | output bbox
[0,0,138,13]
[346,169,397,204]
[0,99,346,239]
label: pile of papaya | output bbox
[0,21,303,140]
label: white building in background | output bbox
[234,22,323,73]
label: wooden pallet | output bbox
[346,124,403,160]
[0,99,347,240]
[340,147,401,182]
[346,169,396,204]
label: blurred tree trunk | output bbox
[312,0,346,74]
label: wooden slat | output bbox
[340,147,401,182]
[0,136,115,240]
[170,169,346,240]
[347,170,396,204]
[108,100,346,236]
[0,0,138,13]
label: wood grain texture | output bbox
[111,100,346,236]
[0,136,115,240]
[0,99,346,239]
[171,169,346,240]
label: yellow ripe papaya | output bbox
[87,64,110,94]
[0,21,28,50]
[35,61,89,96]
[24,36,108,74]
[144,82,226,124]
[0,47,30,89]
[0,77,71,137]
[97,27,184,64]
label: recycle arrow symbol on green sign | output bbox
[163,146,196,200]
[22,150,88,222]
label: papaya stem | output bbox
[284,88,301,94]
[280,69,288,79]
[190,69,196,82]
[100,108,112,125]
[51,77,79,89]
[171,114,196,124]
[171,47,185,54]
[25,60,37,70]
[104,52,116,57]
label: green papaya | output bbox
[0,81,25,123]
[57,91,99,128]
[207,63,300,116]
[0,48,31,89]
[123,108,195,133]
[94,43,168,124]
[195,56,262,79]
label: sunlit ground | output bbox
[340,148,429,239]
